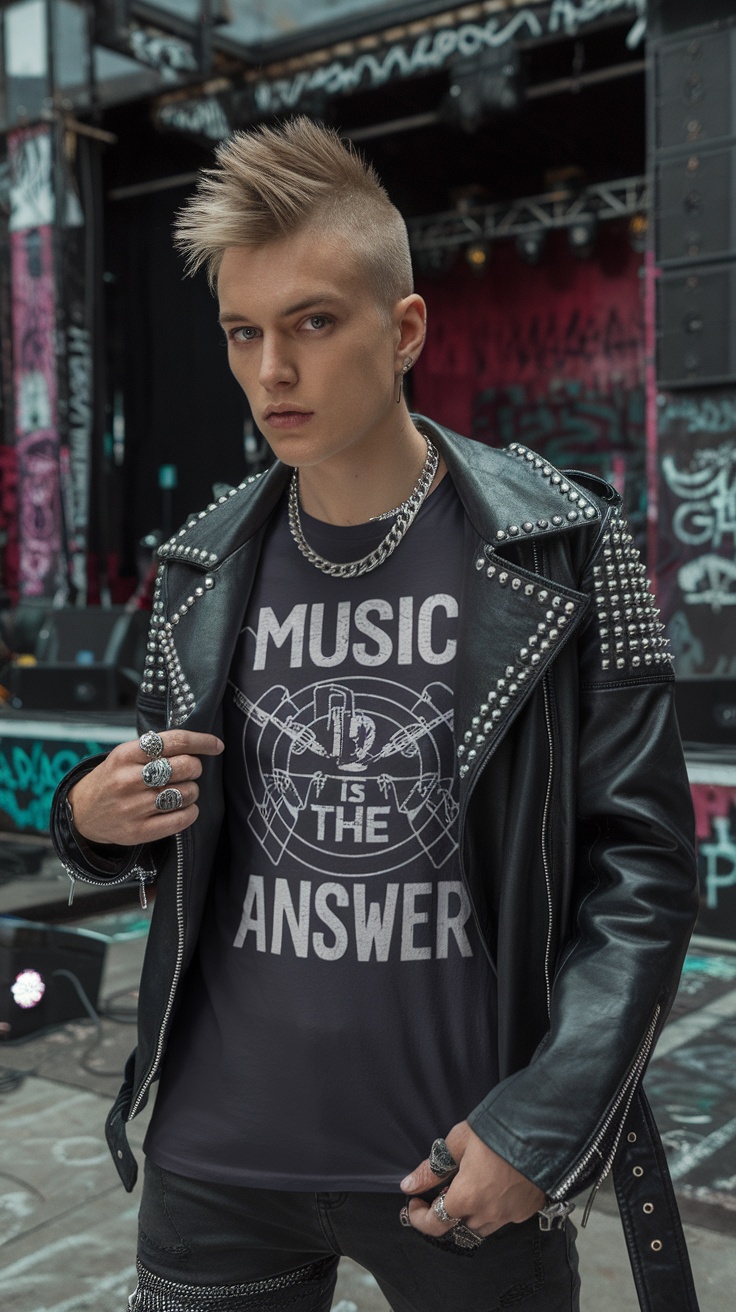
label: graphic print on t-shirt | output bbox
[228,666,459,878]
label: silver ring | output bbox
[139,732,164,759]
[452,1222,485,1250]
[429,1137,459,1177]
[142,757,173,788]
[432,1191,458,1226]
[155,788,183,812]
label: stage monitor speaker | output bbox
[655,25,736,153]
[657,262,736,384]
[675,677,736,746]
[0,916,106,1042]
[35,605,148,671]
[656,145,736,264]
[9,662,140,712]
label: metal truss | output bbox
[407,175,649,251]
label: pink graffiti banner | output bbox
[9,126,63,598]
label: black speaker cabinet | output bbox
[657,262,736,384]
[655,25,736,153]
[35,605,148,670]
[0,917,106,1042]
[675,677,736,745]
[656,145,736,265]
[9,662,140,712]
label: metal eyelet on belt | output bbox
[633,1166,644,1177]
[651,1239,663,1252]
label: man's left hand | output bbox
[399,1121,545,1238]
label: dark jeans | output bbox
[130,1159,581,1312]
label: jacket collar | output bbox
[155,417,601,570]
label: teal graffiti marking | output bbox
[0,739,103,832]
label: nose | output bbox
[258,334,296,391]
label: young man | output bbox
[51,119,700,1312]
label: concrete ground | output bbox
[1,879,736,1309]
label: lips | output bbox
[263,409,314,429]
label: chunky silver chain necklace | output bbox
[288,436,439,578]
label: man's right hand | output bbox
[67,732,225,847]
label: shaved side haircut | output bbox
[174,116,414,318]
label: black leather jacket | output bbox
[51,419,700,1310]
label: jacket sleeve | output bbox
[467,502,700,1199]
[48,588,169,895]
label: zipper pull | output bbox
[582,1180,602,1228]
[138,874,148,910]
[537,1199,575,1231]
[67,876,76,907]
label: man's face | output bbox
[217,229,401,470]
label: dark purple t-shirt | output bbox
[144,473,499,1188]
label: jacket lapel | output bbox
[454,534,588,799]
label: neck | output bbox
[297,408,445,526]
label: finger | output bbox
[404,1196,458,1238]
[158,731,224,758]
[400,1156,456,1194]
[135,755,204,786]
[400,1126,465,1194]
[146,782,200,814]
[137,803,200,841]
[126,732,224,763]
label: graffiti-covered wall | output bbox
[656,391,736,676]
[8,126,65,599]
[413,226,646,540]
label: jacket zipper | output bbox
[533,543,555,1022]
[129,829,186,1120]
[548,1003,661,1215]
[62,860,149,907]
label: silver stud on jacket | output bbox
[593,509,672,675]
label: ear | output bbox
[393,293,427,370]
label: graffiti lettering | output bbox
[8,130,54,233]
[659,395,736,437]
[691,784,735,844]
[0,740,103,833]
[662,443,736,550]
[129,29,197,81]
[677,555,736,612]
[701,815,736,911]
[549,0,646,47]
[66,325,92,597]
[157,96,230,141]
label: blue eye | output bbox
[232,326,258,342]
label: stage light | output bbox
[629,212,649,253]
[568,215,597,258]
[515,230,547,266]
[0,918,106,1042]
[442,48,523,132]
[11,969,45,1010]
[465,242,490,273]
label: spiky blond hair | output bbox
[173,117,414,315]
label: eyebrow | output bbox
[218,295,343,325]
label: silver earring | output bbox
[396,356,413,404]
